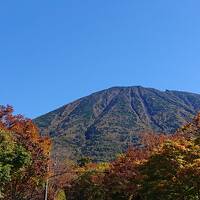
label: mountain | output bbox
[34,86,200,162]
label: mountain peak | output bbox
[34,87,200,161]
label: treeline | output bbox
[0,105,200,200]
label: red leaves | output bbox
[66,115,200,199]
[0,105,51,200]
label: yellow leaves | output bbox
[76,162,110,176]
[172,176,177,182]
[40,137,52,155]
[156,181,166,188]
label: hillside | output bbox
[34,86,200,161]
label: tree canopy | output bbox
[0,105,51,200]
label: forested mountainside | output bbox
[34,86,200,161]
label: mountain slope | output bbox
[34,86,200,161]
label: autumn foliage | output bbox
[0,105,51,199]
[64,114,200,200]
[0,105,200,200]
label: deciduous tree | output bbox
[0,105,51,200]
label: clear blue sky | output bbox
[1,0,200,118]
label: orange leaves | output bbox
[176,112,200,138]
[139,135,200,199]
[66,117,200,200]
[0,105,51,200]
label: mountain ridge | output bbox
[34,86,200,161]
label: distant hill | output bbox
[34,86,200,161]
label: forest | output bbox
[0,105,200,200]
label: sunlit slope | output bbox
[34,86,200,161]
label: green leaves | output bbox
[0,163,12,183]
[0,130,32,197]
[0,105,51,200]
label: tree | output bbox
[103,149,143,200]
[65,133,169,200]
[139,138,200,200]
[0,105,51,200]
[48,160,77,200]
[0,130,31,198]
[66,162,109,200]
[102,133,169,200]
